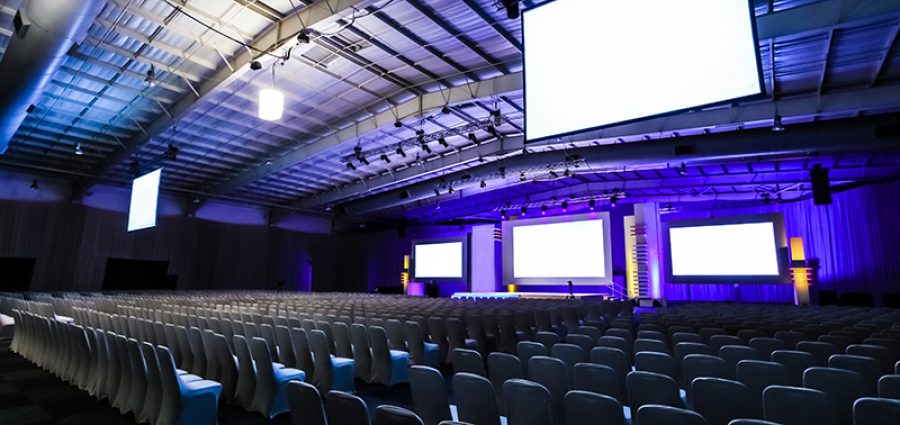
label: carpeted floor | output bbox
[0,337,425,425]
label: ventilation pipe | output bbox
[0,0,105,154]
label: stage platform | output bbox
[451,292,610,300]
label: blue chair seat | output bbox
[180,374,204,383]
[424,342,440,367]
[331,356,355,392]
[389,350,410,385]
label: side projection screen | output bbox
[413,239,467,282]
[523,0,764,141]
[665,215,788,284]
[127,168,162,232]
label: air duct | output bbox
[0,0,105,154]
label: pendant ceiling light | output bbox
[259,64,284,121]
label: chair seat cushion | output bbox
[332,357,355,368]
[275,367,305,382]
[183,379,222,398]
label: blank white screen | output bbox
[415,242,463,278]
[669,222,779,276]
[524,0,762,141]
[127,168,162,232]
[513,219,606,278]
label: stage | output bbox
[451,292,611,300]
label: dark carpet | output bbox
[0,337,425,425]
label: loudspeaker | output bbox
[810,164,832,205]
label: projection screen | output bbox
[502,213,613,285]
[665,215,787,283]
[127,168,162,232]
[523,0,764,141]
[413,240,466,281]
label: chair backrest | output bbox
[451,348,486,377]
[126,338,148,416]
[409,366,452,425]
[626,371,681,419]
[497,314,518,354]
[155,345,184,425]
[672,332,704,348]
[636,405,708,425]
[683,354,730,400]
[374,405,424,425]
[445,318,469,353]
[737,330,767,343]
[251,336,280,411]
[234,334,258,409]
[635,351,677,382]
[528,356,569,422]
[333,322,354,359]
[187,327,208,378]
[564,390,625,425]
[748,337,786,360]
[573,325,602,341]
[572,363,624,404]
[803,366,866,425]
[405,321,428,365]
[260,323,279,360]
[288,381,328,425]
[763,385,838,425]
[140,341,163,425]
[819,335,853,352]
[326,390,371,425]
[720,345,762,377]
[503,379,554,425]
[427,317,449,364]
[350,323,373,382]
[487,352,523,415]
[879,375,900,399]
[770,350,817,386]
[853,397,900,425]
[309,330,334,393]
[846,344,896,375]
[535,331,560,354]
[275,325,297,367]
[635,338,670,356]
[386,319,407,352]
[774,331,806,349]
[590,346,629,402]
[796,341,839,366]
[551,343,584,379]
[691,377,756,425]
[453,372,501,425]
[516,341,546,375]
[597,335,631,363]
[736,360,791,417]
[828,354,881,395]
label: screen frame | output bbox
[663,213,789,284]
[411,236,470,284]
[521,0,767,143]
[502,212,614,286]
[127,167,162,232]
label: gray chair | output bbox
[276,325,298,368]
[627,371,682,420]
[528,356,569,423]
[635,351,677,382]
[774,331,806,349]
[453,373,501,425]
[692,378,757,425]
[828,354,881,395]
[487,352,523,415]
[564,333,595,355]
[591,346,630,403]
[374,405,424,425]
[233,334,258,410]
[503,379,554,425]
[406,321,439,368]
[770,350,817,386]
[516,341,546,376]
[551,343,584,379]
[311,329,355,392]
[327,390,371,425]
[797,341,839,366]
[446,318,478,355]
[748,337,785,360]
[847,344,896,375]
[409,366,452,425]
[682,354,729,403]
[187,327,208,379]
[636,405,708,425]
[597,335,631,364]
[386,319,408,352]
[452,348,486,377]
[803,366,866,425]
[764,385,838,425]
[672,332,704,349]
[635,338,670,356]
[139,341,163,425]
[333,322,355,359]
[126,338,148,417]
[351,323,374,382]
[427,317,450,365]
[287,381,328,425]
[156,345,221,425]
[674,342,713,386]
[573,362,624,404]
[719,345,761,378]
[853,397,900,425]
[709,335,744,353]
[291,327,317,382]
[879,375,900,399]
[535,331,561,354]
[736,360,791,418]
[726,421,780,425]
[564,390,625,425]
[250,336,305,418]
[371,326,408,386]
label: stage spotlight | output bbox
[468,132,478,144]
[438,137,449,148]
[550,170,559,178]
[143,65,158,88]
[394,121,403,128]
[346,162,356,171]
[492,109,502,126]
[250,60,263,71]
[521,206,527,216]
[358,156,370,165]
[677,162,687,176]
[480,180,487,189]
[519,172,526,182]
[589,199,596,210]
[420,141,432,154]
[448,186,454,194]
[541,204,547,215]
[395,146,406,158]
[296,29,310,44]
[380,154,391,164]
[502,0,520,19]
[501,209,507,219]
[487,125,499,138]
[563,169,571,177]
[772,114,786,132]
[30,180,38,191]
[561,200,568,211]
[441,106,451,115]
[434,188,441,196]
[610,195,618,207]
[74,143,84,156]
[499,167,507,178]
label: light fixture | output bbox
[487,125,499,138]
[441,106,451,114]
[772,114,786,132]
[502,0,520,19]
[296,29,310,44]
[396,146,406,158]
[677,162,688,176]
[550,170,559,178]
[610,195,618,207]
[448,186,454,194]
[541,205,547,215]
[468,132,478,144]
[259,88,284,121]
[519,172,526,182]
[563,169,571,177]
[380,154,391,163]
[434,188,441,196]
[74,143,84,156]
[394,121,403,128]
[420,141,432,154]
[358,156,370,166]
[250,61,263,71]
[30,180,38,191]
[501,209,507,219]
[492,109,502,126]
[480,180,487,189]
[589,199,596,210]
[438,137,449,148]
[521,206,527,216]
[561,200,568,211]
[143,65,158,88]
[346,162,356,171]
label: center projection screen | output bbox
[523,0,764,141]
[502,213,613,285]
[665,214,788,284]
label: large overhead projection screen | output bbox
[127,168,162,232]
[523,0,764,141]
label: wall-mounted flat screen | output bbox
[127,168,162,232]
[413,240,465,280]
[523,0,764,141]
[502,213,613,285]
[665,214,787,283]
